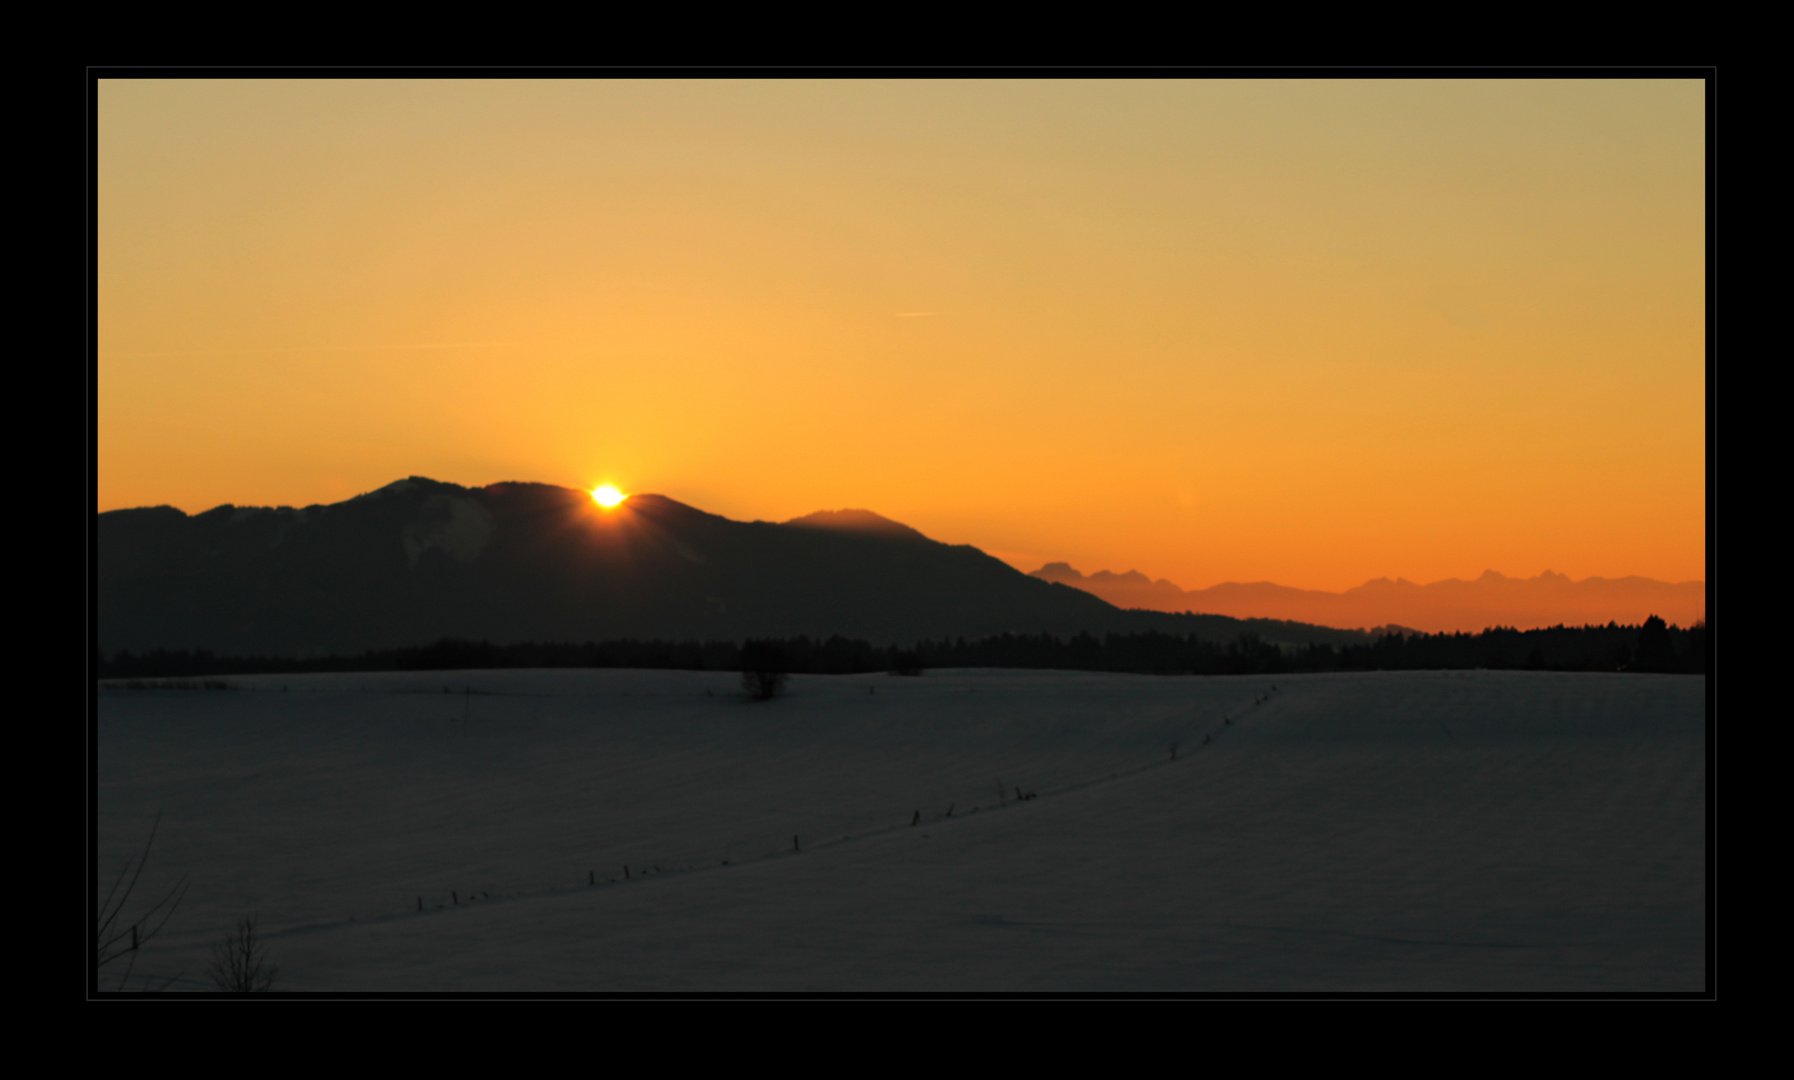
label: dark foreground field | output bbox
[98,668,1704,992]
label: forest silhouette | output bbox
[101,617,1705,680]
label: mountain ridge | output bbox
[98,477,1371,658]
[1031,562,1706,634]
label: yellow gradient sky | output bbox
[98,79,1705,591]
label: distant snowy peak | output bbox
[783,508,931,543]
[1029,564,1706,633]
[1034,563,1187,603]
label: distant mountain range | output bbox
[97,478,1372,658]
[1029,563,1705,634]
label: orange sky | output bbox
[97,79,1705,592]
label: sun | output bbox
[592,484,626,508]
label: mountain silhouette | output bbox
[783,508,931,543]
[1031,563,1706,634]
[98,478,1369,658]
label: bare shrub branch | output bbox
[96,810,189,991]
[207,914,279,993]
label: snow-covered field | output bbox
[96,668,1705,992]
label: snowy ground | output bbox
[96,668,1705,992]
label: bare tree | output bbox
[96,810,188,992]
[739,640,789,701]
[207,914,279,993]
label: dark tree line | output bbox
[100,617,1705,680]
[1287,616,1704,675]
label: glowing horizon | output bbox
[98,79,1705,593]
